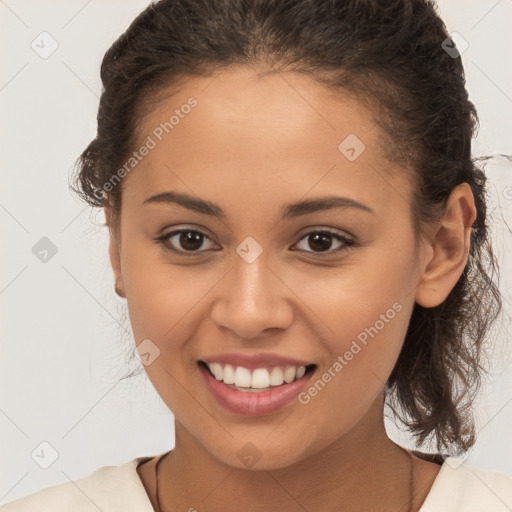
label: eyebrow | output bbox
[143,191,375,218]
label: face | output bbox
[108,66,432,470]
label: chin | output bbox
[204,435,314,472]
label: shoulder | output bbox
[1,457,154,512]
[420,457,512,512]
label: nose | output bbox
[210,251,293,340]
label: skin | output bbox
[105,66,476,511]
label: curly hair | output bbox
[71,0,503,457]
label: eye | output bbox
[156,228,218,256]
[155,227,356,258]
[291,229,355,257]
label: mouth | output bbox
[197,359,317,416]
[198,360,317,391]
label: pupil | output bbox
[180,231,203,251]
[309,233,332,252]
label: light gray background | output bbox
[1,0,511,504]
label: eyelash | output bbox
[155,228,356,258]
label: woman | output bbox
[4,0,511,510]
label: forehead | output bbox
[122,66,412,216]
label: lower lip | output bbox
[198,363,314,416]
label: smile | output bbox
[201,361,314,391]
[198,359,317,416]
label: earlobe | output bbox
[415,183,476,308]
[104,206,126,299]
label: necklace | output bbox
[155,450,170,512]
[406,449,416,512]
[154,448,415,512]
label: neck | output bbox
[158,396,415,511]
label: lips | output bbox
[197,353,317,416]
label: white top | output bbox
[2,455,512,511]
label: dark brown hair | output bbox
[71,0,503,457]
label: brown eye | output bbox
[159,229,217,254]
[292,230,355,256]
[177,231,204,251]
[156,227,355,258]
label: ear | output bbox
[415,182,476,308]
[104,206,126,299]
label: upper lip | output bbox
[199,352,315,369]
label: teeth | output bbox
[283,367,296,383]
[212,362,223,380]
[251,368,270,389]
[233,366,251,388]
[205,362,309,389]
[223,364,235,384]
[269,367,284,386]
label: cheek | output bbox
[297,241,414,337]
[304,280,408,397]
[121,243,222,356]
[290,240,415,388]
[125,269,203,344]
[295,279,411,439]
